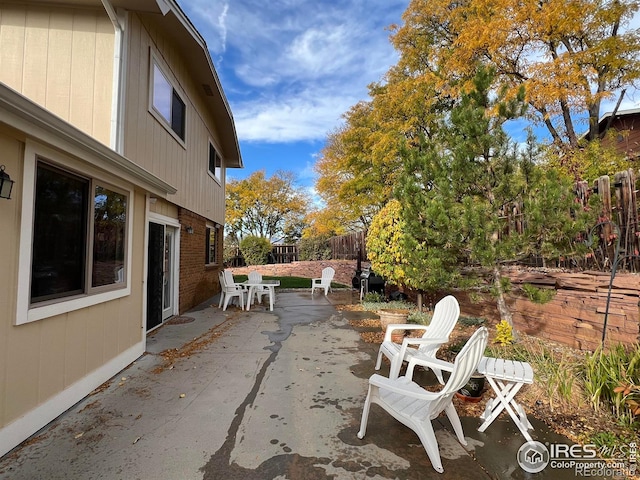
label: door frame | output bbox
[147,212,180,329]
[162,225,177,321]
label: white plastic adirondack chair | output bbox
[358,326,489,474]
[248,270,269,304]
[311,267,335,295]
[375,295,460,381]
[220,270,246,311]
[218,270,226,308]
[376,295,460,384]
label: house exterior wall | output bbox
[0,0,239,456]
[122,12,226,225]
[0,124,149,457]
[0,4,114,145]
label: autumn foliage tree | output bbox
[391,0,640,149]
[225,170,308,243]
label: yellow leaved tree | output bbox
[392,0,640,149]
[225,170,308,244]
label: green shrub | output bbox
[521,283,556,304]
[223,243,240,266]
[458,316,485,326]
[298,235,331,261]
[362,292,385,303]
[239,236,272,266]
[584,344,640,425]
[407,311,432,325]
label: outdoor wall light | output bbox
[186,226,194,234]
[0,165,14,200]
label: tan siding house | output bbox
[0,0,241,457]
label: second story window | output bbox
[208,142,222,182]
[152,63,186,141]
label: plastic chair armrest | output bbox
[369,374,438,400]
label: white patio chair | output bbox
[220,270,246,311]
[375,295,460,381]
[358,326,489,474]
[218,270,226,308]
[248,270,269,305]
[311,266,335,295]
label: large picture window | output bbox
[152,63,186,140]
[31,164,89,302]
[30,161,128,304]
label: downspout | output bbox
[101,0,126,154]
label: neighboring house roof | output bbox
[580,108,640,160]
[0,82,177,196]
[22,0,243,169]
[582,108,640,140]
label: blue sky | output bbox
[176,0,407,193]
[177,0,640,196]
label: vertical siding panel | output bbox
[45,13,73,120]
[126,14,143,162]
[23,10,49,104]
[63,312,88,388]
[5,322,40,421]
[0,133,23,428]
[0,9,26,91]
[85,304,105,373]
[69,12,97,137]
[38,318,65,402]
[93,17,114,144]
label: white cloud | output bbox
[233,94,348,143]
[177,0,404,144]
[217,3,228,52]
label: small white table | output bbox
[476,357,534,442]
[243,280,280,311]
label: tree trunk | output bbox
[492,266,519,341]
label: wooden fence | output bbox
[226,244,298,267]
[497,168,639,272]
[328,231,368,261]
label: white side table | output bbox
[476,357,534,442]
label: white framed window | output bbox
[31,161,128,303]
[151,60,186,142]
[16,141,133,325]
[205,223,221,265]
[208,141,222,183]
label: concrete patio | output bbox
[0,290,607,479]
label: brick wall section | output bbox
[178,208,221,313]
